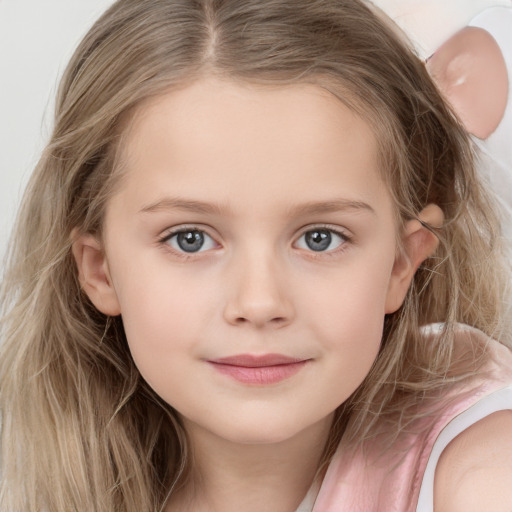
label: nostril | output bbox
[223,285,294,327]
[232,314,289,327]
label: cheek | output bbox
[302,256,393,338]
[300,258,393,390]
[110,261,216,386]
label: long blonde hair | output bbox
[1,0,509,510]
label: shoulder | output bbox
[434,409,512,512]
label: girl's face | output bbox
[84,78,421,445]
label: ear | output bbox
[426,27,508,140]
[71,230,121,316]
[385,204,444,314]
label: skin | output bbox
[73,78,442,511]
[434,410,512,512]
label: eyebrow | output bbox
[139,197,227,215]
[287,199,376,217]
[138,196,375,217]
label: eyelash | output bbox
[157,224,353,259]
[158,226,218,260]
[294,224,352,258]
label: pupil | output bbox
[305,230,331,251]
[177,231,204,252]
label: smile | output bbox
[207,354,310,385]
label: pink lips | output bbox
[207,354,309,385]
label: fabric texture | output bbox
[306,325,512,512]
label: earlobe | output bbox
[71,230,121,316]
[385,204,443,314]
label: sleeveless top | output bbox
[296,325,512,512]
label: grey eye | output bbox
[296,229,345,252]
[167,230,216,253]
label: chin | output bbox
[210,414,327,447]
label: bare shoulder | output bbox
[434,409,512,512]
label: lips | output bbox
[207,353,309,385]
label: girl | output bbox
[1,0,512,511]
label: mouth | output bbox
[207,354,310,385]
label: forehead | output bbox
[112,78,393,219]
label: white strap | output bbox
[295,478,321,512]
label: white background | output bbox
[0,0,116,266]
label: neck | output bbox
[166,415,333,512]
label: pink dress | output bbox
[299,325,512,512]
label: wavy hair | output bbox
[1,0,510,510]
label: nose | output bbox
[223,249,294,329]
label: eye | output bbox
[295,228,347,252]
[164,229,217,253]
